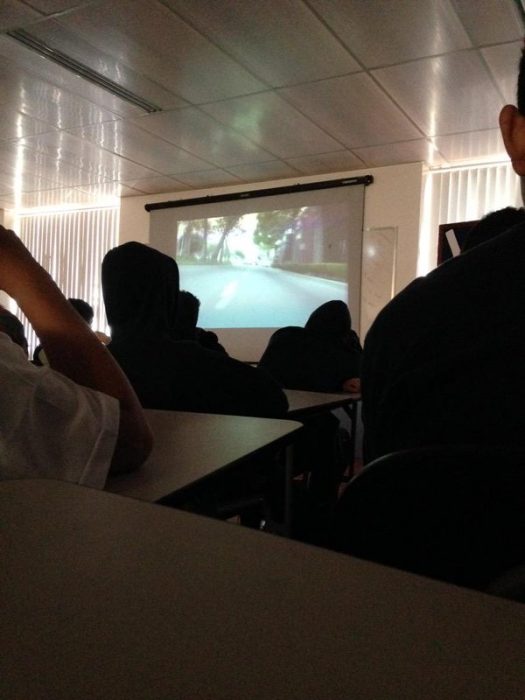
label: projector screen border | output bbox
[144,175,373,212]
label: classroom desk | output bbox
[2,479,525,700]
[285,388,361,478]
[106,409,302,504]
[285,388,360,417]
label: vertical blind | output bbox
[419,162,522,275]
[16,206,119,352]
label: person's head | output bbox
[174,290,201,340]
[305,300,352,340]
[68,298,94,325]
[102,242,179,340]
[0,305,28,356]
[462,207,525,252]
[499,45,525,202]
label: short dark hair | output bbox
[175,291,200,335]
[462,207,525,252]
[68,298,94,324]
[518,46,525,115]
[0,308,28,355]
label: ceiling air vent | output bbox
[7,28,161,114]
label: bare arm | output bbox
[0,225,152,474]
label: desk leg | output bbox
[284,444,294,537]
[342,401,359,481]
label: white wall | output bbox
[119,162,423,353]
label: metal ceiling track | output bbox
[6,28,162,114]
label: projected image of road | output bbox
[175,206,350,328]
[180,264,346,327]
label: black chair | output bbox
[330,445,525,590]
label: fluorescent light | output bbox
[7,29,161,114]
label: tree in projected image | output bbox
[210,216,243,263]
[258,207,346,282]
[177,218,208,261]
[177,216,243,264]
[253,208,304,265]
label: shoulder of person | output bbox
[269,326,303,342]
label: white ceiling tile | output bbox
[202,93,342,158]
[0,1,43,31]
[67,121,214,174]
[279,73,422,148]
[109,185,142,198]
[0,63,123,129]
[24,189,85,207]
[0,193,17,207]
[451,0,522,46]
[120,174,187,194]
[482,42,523,106]
[0,140,74,188]
[76,181,143,200]
[286,150,365,174]
[24,19,185,110]
[17,130,160,184]
[353,139,448,168]
[132,108,275,167]
[227,161,300,182]
[174,170,243,188]
[163,0,360,86]
[0,168,57,195]
[0,190,57,209]
[373,50,504,136]
[0,0,520,202]
[53,0,266,103]
[21,1,99,15]
[0,36,143,118]
[2,185,112,209]
[432,128,508,164]
[0,107,56,141]
[309,0,471,68]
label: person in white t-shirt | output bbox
[0,224,152,486]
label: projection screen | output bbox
[148,178,369,360]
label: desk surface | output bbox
[2,479,525,700]
[106,409,301,502]
[285,388,360,416]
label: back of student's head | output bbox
[0,306,28,356]
[461,207,525,253]
[305,300,352,339]
[68,298,94,325]
[102,242,179,339]
[175,291,201,339]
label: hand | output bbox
[342,377,361,393]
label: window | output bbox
[14,205,119,352]
[419,163,521,275]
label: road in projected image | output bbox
[179,264,347,328]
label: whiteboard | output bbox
[360,226,397,338]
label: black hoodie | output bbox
[259,300,362,392]
[102,242,288,418]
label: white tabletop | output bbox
[2,479,524,700]
[106,409,302,502]
[285,388,360,416]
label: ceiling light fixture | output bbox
[6,29,161,113]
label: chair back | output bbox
[331,445,525,589]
